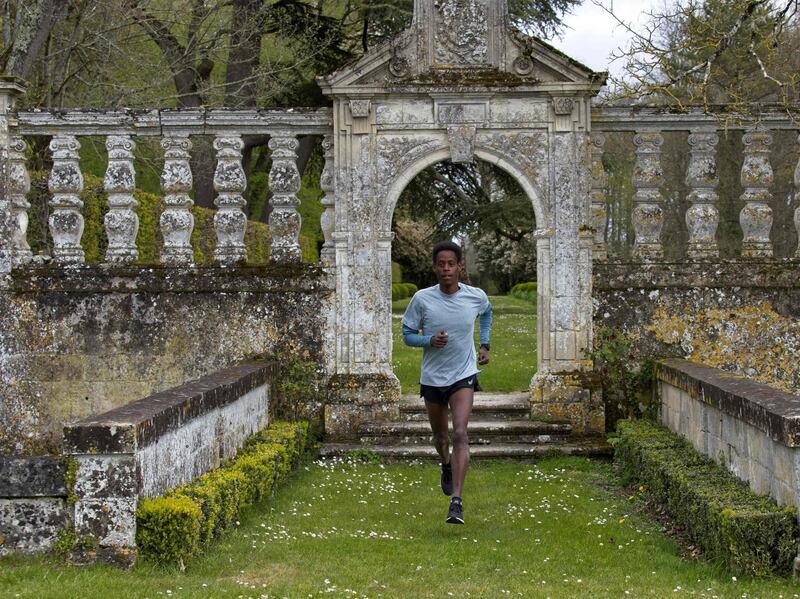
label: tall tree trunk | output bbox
[225,0,261,107]
[3,0,66,80]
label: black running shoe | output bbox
[446,497,464,524]
[440,462,453,496]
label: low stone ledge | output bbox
[0,457,67,497]
[60,359,276,564]
[656,358,800,447]
[595,260,800,290]
[63,361,275,454]
[9,263,333,295]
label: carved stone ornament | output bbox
[589,133,608,262]
[320,134,336,266]
[795,134,800,259]
[160,136,195,265]
[350,100,371,119]
[553,97,575,116]
[104,135,139,263]
[388,47,410,79]
[685,131,720,260]
[739,125,773,258]
[48,135,85,264]
[448,125,477,164]
[512,54,534,76]
[7,136,31,267]
[631,131,665,261]
[212,136,248,265]
[268,132,302,262]
[433,0,489,66]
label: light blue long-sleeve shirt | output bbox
[401,284,493,386]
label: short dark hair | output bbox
[432,241,463,263]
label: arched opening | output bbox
[388,156,539,395]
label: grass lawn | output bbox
[2,456,798,598]
[392,295,536,394]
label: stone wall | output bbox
[0,264,333,455]
[594,261,800,395]
[657,358,800,509]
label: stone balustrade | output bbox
[592,106,800,262]
[0,100,332,274]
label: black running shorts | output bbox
[420,374,481,406]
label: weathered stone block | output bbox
[73,497,136,547]
[0,498,68,555]
[73,456,136,500]
[0,456,67,497]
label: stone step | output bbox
[399,393,531,421]
[358,419,571,446]
[319,438,613,461]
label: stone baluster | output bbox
[685,130,720,259]
[589,132,608,261]
[320,133,336,266]
[0,77,25,275]
[794,134,800,259]
[739,125,774,258]
[160,136,195,265]
[48,135,85,264]
[631,131,665,260]
[103,135,139,263]
[8,136,32,267]
[268,132,302,262]
[213,135,248,264]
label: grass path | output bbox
[392,295,537,394]
[1,457,798,599]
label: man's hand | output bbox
[478,346,490,365]
[431,330,449,348]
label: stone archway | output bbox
[318,0,605,439]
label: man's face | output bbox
[434,250,461,285]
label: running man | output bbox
[401,241,493,524]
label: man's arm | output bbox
[478,300,493,365]
[402,323,433,348]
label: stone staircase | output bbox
[320,392,612,461]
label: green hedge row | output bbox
[392,283,418,301]
[615,419,799,576]
[510,282,537,303]
[136,421,309,566]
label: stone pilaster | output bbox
[213,135,248,265]
[0,78,26,275]
[794,134,800,259]
[631,131,665,261]
[160,136,195,265]
[589,132,608,262]
[320,133,336,267]
[104,135,139,263]
[7,136,31,267]
[740,125,773,258]
[268,132,302,262]
[685,130,720,259]
[48,135,85,265]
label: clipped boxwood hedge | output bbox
[510,282,537,303]
[135,421,309,565]
[615,419,799,576]
[391,282,418,301]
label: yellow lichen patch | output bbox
[649,302,800,395]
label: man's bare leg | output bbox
[424,400,450,464]
[448,387,474,499]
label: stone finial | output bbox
[795,134,800,259]
[160,136,195,265]
[589,132,608,262]
[104,135,139,263]
[739,125,774,258]
[685,130,720,260]
[7,136,31,267]
[631,131,665,261]
[268,132,302,263]
[48,135,85,264]
[213,135,248,265]
[320,133,336,267]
